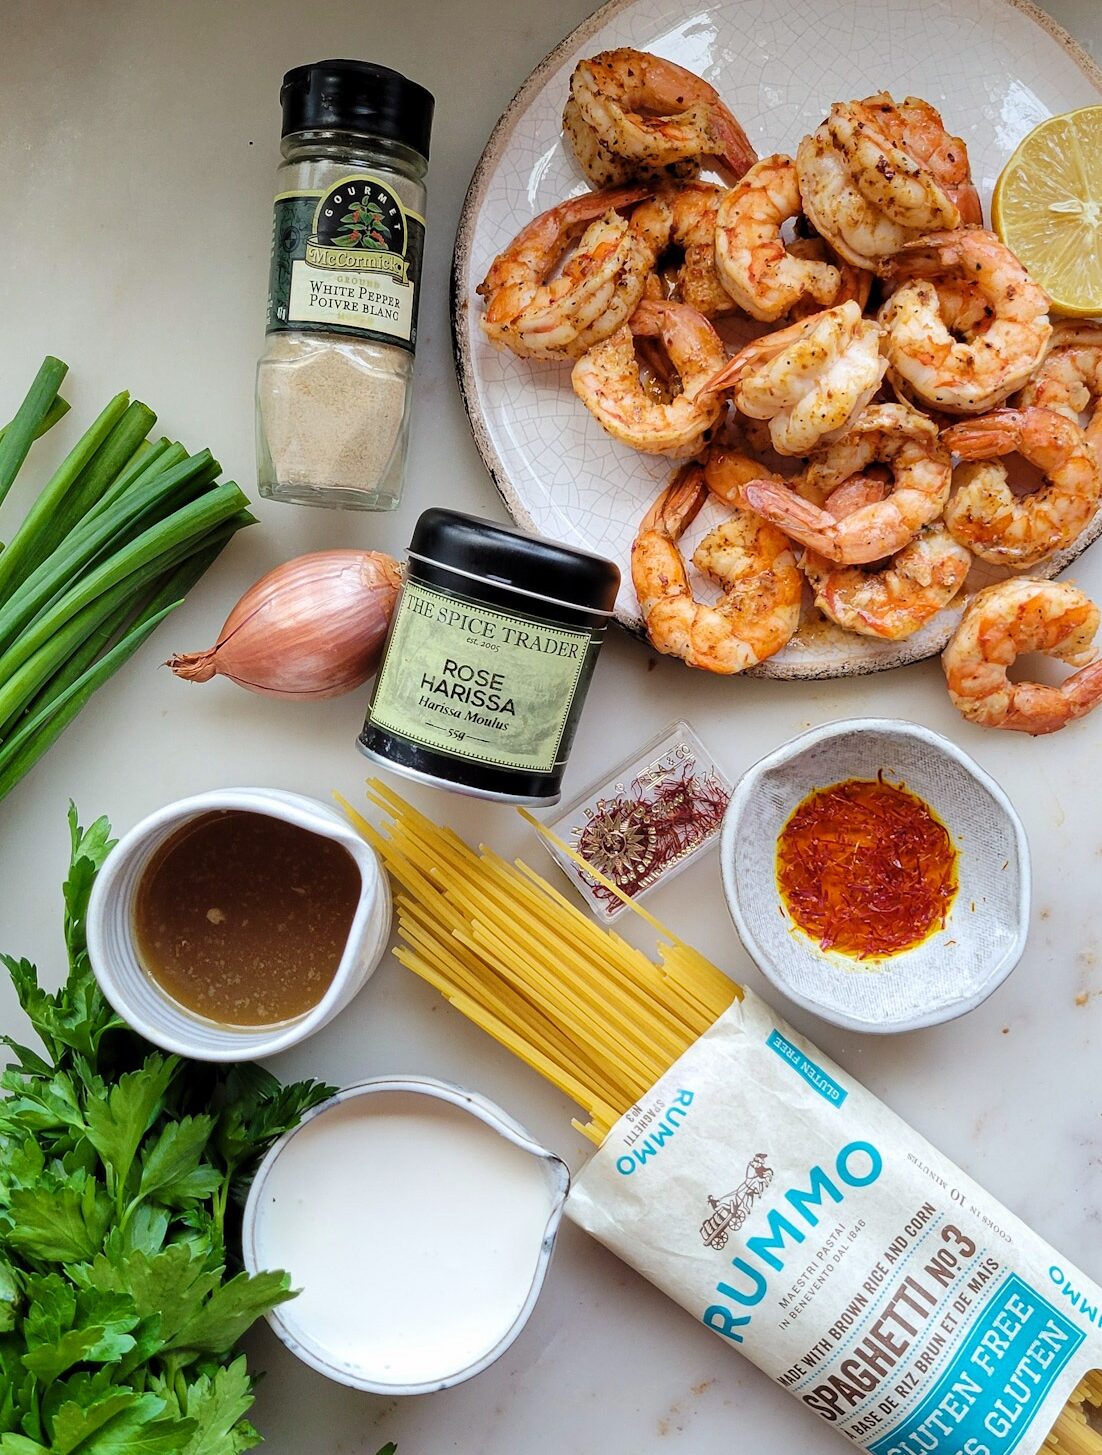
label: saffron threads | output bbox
[775,775,958,959]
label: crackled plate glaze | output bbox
[452,0,1102,678]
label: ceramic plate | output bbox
[452,0,1102,678]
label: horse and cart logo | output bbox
[699,1153,773,1250]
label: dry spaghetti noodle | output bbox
[340,779,1101,1455]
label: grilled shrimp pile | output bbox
[474,49,1102,733]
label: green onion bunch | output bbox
[0,358,253,803]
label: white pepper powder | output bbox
[257,61,433,511]
[258,334,410,497]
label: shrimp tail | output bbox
[744,480,832,537]
[699,355,744,396]
[1005,665,1102,735]
[941,411,1021,459]
[948,183,984,226]
[1064,659,1102,717]
[710,109,758,178]
[639,464,708,537]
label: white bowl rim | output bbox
[719,718,1032,1035]
[241,1074,571,1395]
[86,787,388,1060]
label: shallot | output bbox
[168,549,400,700]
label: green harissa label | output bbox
[266,173,426,351]
[368,581,598,774]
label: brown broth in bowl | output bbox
[133,810,361,1026]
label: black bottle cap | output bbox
[280,59,434,160]
[409,509,621,615]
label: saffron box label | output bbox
[566,991,1102,1455]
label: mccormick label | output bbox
[266,173,425,351]
[366,580,600,775]
[567,992,1102,1455]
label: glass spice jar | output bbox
[256,60,434,511]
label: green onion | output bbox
[0,541,236,803]
[0,357,68,508]
[0,609,176,802]
[0,392,130,606]
[0,480,247,686]
[0,395,70,454]
[88,437,182,520]
[0,358,252,803]
[23,517,248,726]
[0,449,221,657]
[18,400,159,579]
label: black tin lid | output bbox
[409,508,621,615]
[280,59,434,160]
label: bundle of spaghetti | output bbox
[339,780,1102,1455]
[1047,1371,1102,1455]
[337,777,739,1143]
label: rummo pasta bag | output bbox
[355,784,1101,1455]
[567,991,1102,1455]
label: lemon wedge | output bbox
[993,105,1102,317]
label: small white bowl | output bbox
[86,787,390,1061]
[243,1076,570,1394]
[720,719,1030,1034]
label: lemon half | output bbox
[993,105,1102,317]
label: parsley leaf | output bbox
[164,1271,295,1360]
[137,1117,217,1207]
[48,1391,194,1454]
[84,1058,179,1205]
[73,1246,218,1349]
[150,1357,259,1455]
[7,1178,112,1265]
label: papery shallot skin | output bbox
[168,549,401,699]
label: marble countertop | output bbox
[1,2,1099,1452]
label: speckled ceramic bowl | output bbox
[720,720,1030,1033]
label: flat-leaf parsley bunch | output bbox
[0,808,338,1453]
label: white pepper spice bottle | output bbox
[257,60,434,511]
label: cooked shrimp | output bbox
[662,182,740,316]
[786,236,873,321]
[795,93,979,270]
[942,578,1102,734]
[879,228,1051,413]
[826,100,959,234]
[562,96,697,186]
[837,94,982,227]
[714,155,845,321]
[796,125,916,271]
[802,524,971,640]
[1017,322,1102,455]
[477,186,665,359]
[886,94,982,225]
[797,119,958,276]
[569,49,757,178]
[631,465,801,672]
[743,404,952,563]
[571,298,727,456]
[703,301,887,456]
[942,407,1101,566]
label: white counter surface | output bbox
[1,3,1100,1453]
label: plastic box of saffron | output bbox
[537,720,733,921]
